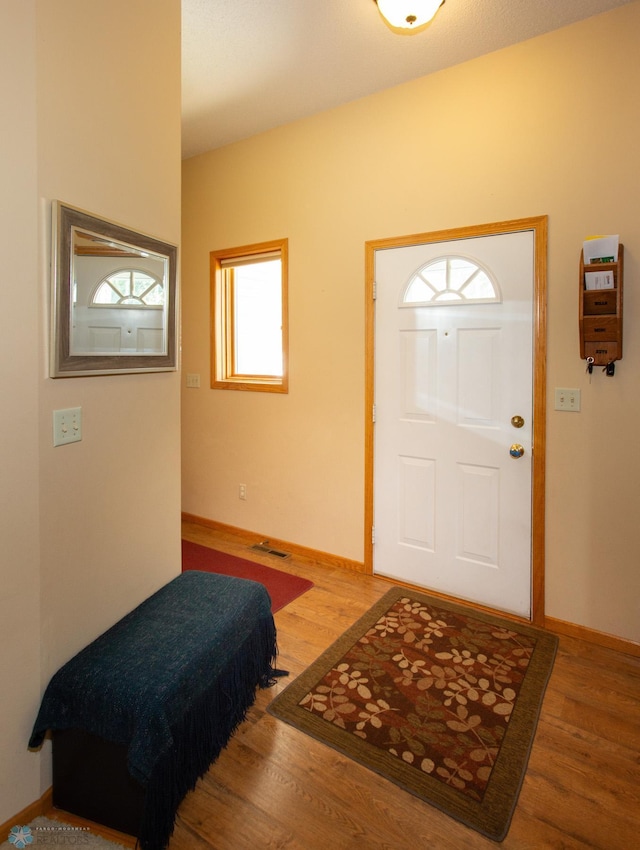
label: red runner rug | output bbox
[182,539,313,613]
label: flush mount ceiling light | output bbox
[374,0,445,34]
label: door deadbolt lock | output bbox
[511,415,525,428]
[509,444,525,459]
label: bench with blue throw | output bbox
[29,570,281,850]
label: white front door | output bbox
[372,226,539,618]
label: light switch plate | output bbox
[554,388,581,412]
[53,407,82,446]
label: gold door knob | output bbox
[510,444,525,459]
[511,415,525,428]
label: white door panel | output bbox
[374,231,534,617]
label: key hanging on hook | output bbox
[586,356,594,383]
[604,361,615,377]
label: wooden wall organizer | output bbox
[579,244,624,367]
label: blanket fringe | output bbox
[139,616,278,850]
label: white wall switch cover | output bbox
[554,388,581,412]
[53,407,82,446]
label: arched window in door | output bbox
[401,256,501,306]
[91,269,164,308]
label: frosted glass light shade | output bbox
[375,0,444,30]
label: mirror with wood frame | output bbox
[50,201,178,377]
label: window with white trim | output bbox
[402,256,501,306]
[91,269,164,308]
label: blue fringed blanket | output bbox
[29,571,278,850]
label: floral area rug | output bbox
[268,587,558,841]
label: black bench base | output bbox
[53,728,145,837]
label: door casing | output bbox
[364,216,548,625]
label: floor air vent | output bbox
[250,542,291,559]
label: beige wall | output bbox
[182,2,640,645]
[1,0,42,821]
[0,0,181,824]
[36,0,182,666]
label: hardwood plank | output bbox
[172,521,640,850]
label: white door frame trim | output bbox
[364,216,548,625]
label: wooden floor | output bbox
[166,522,640,850]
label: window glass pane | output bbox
[462,271,495,300]
[93,282,121,304]
[421,260,447,293]
[234,259,282,376]
[448,258,477,290]
[132,273,155,296]
[405,278,434,303]
[141,284,164,306]
[110,273,131,297]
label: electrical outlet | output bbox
[239,484,247,500]
[554,388,581,412]
[53,407,82,446]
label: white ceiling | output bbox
[182,0,633,159]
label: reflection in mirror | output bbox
[71,228,168,356]
[51,202,177,377]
